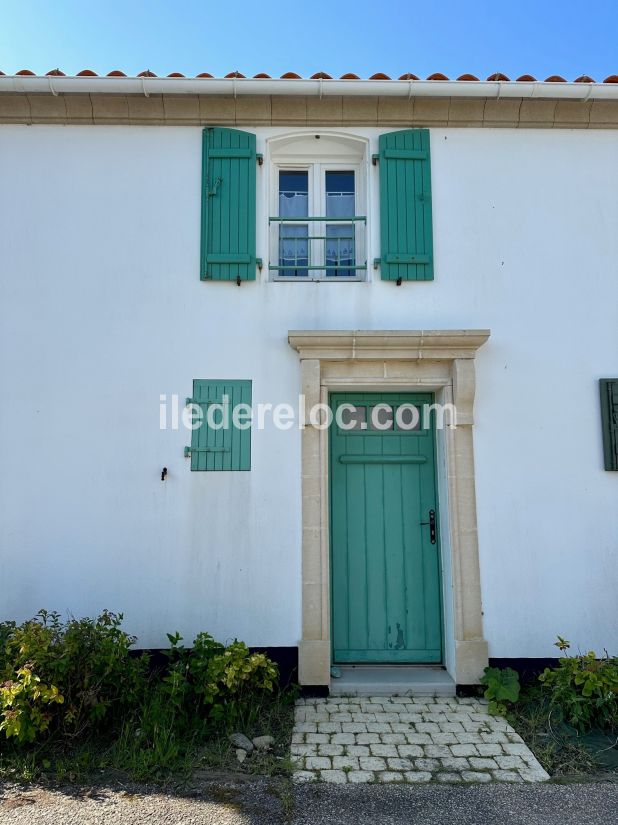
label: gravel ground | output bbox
[1,776,616,824]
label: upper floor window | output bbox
[269,135,367,281]
[200,127,433,284]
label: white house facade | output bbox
[1,72,617,691]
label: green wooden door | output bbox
[330,393,442,663]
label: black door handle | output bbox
[420,509,437,544]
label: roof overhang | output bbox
[1,75,618,100]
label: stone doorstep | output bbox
[290,696,550,785]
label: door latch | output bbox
[420,509,437,544]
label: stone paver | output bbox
[292,696,549,784]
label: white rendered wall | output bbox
[0,124,616,656]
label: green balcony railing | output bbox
[269,216,367,278]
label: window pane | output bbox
[325,225,355,277]
[338,405,367,431]
[326,171,355,218]
[326,171,355,277]
[395,405,421,431]
[279,171,308,276]
[279,170,308,217]
[369,404,394,431]
[279,225,309,277]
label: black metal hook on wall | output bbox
[161,467,168,481]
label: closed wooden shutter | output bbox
[378,129,433,282]
[187,380,252,471]
[201,128,257,281]
[600,379,618,470]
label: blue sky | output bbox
[1,1,617,81]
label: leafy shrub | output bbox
[480,666,521,716]
[0,611,280,751]
[202,640,278,724]
[0,665,64,743]
[164,632,278,726]
[0,610,147,740]
[539,637,618,732]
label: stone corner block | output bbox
[298,639,330,686]
[455,638,489,684]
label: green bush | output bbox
[0,611,280,749]
[164,632,278,726]
[0,610,148,739]
[480,666,521,716]
[539,637,618,733]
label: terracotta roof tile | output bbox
[3,69,617,85]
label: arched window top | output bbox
[268,132,367,162]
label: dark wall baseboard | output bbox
[131,651,558,695]
[489,657,560,683]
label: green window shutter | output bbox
[201,128,257,282]
[187,380,252,471]
[600,379,618,471]
[378,129,433,282]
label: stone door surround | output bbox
[288,330,491,686]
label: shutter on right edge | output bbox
[600,379,618,470]
[201,127,257,281]
[378,129,433,281]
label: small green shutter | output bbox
[187,380,252,471]
[600,379,618,470]
[378,129,433,281]
[201,128,257,281]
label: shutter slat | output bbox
[201,127,257,281]
[378,129,434,281]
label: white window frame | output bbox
[269,151,367,282]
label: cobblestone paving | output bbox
[291,696,549,785]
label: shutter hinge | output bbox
[373,258,381,270]
[185,446,230,457]
[208,177,221,197]
[256,258,263,270]
[371,154,379,166]
[256,153,264,166]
